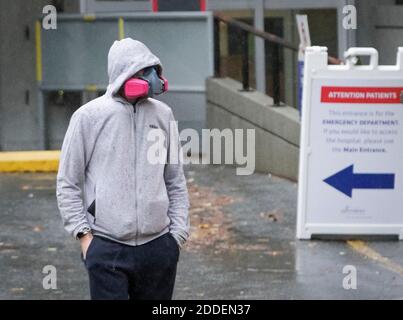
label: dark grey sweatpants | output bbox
[82,232,180,300]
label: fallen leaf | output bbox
[33,226,43,232]
[267,251,283,256]
[260,210,281,222]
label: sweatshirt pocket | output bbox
[91,185,137,240]
[84,177,97,224]
[87,199,96,223]
[140,199,170,236]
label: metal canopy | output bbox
[40,12,214,91]
[37,12,214,148]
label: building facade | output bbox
[0,0,401,150]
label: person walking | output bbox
[56,38,190,300]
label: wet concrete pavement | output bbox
[0,164,403,299]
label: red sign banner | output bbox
[321,86,403,104]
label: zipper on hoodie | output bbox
[132,100,139,246]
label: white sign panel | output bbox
[296,14,311,112]
[297,47,403,239]
[296,14,311,49]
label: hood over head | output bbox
[106,38,162,97]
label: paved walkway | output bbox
[0,164,402,299]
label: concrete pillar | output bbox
[337,0,357,59]
[254,0,266,93]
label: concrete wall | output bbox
[0,0,79,151]
[0,0,48,150]
[356,0,402,65]
[206,77,300,181]
[373,4,403,65]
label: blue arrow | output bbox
[323,165,395,198]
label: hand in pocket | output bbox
[80,234,94,260]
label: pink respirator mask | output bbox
[123,66,168,101]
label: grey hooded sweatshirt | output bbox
[56,38,190,247]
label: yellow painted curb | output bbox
[0,150,60,172]
[118,17,125,40]
[347,240,403,278]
